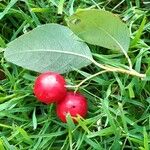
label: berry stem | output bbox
[74,70,108,92]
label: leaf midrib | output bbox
[75,20,127,52]
[5,49,93,62]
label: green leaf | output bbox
[15,126,33,144]
[143,127,149,150]
[58,0,65,14]
[87,126,114,138]
[0,0,18,20]
[0,138,5,150]
[4,24,92,74]
[67,9,130,52]
[0,37,6,48]
[32,108,37,130]
[84,137,103,150]
[131,16,146,46]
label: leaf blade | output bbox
[4,23,93,73]
[67,9,130,52]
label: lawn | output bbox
[0,0,150,150]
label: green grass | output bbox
[0,0,150,149]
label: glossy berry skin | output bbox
[34,72,66,104]
[56,92,88,122]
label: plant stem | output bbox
[66,59,146,91]
[118,46,133,70]
[91,59,146,78]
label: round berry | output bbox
[56,92,88,122]
[34,71,67,104]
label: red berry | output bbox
[56,92,88,122]
[33,71,67,104]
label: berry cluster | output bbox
[33,72,88,123]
